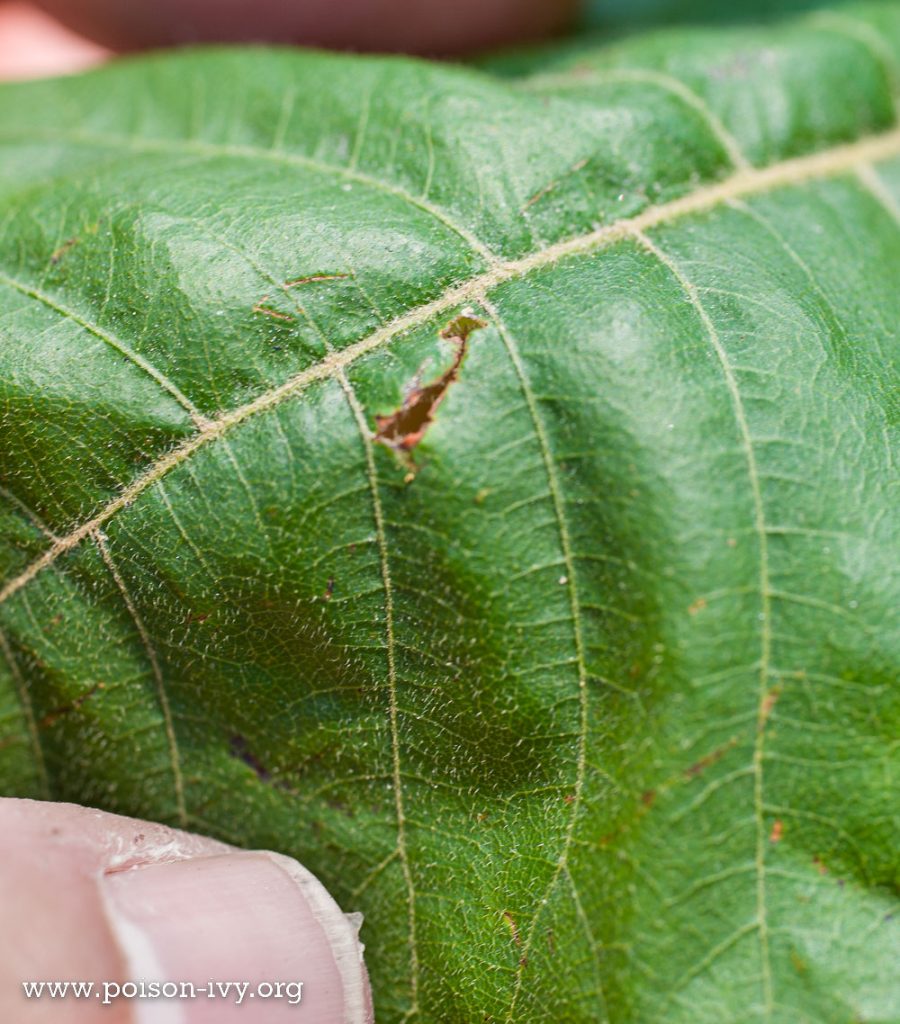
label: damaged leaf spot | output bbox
[503,910,521,947]
[374,313,485,456]
[502,912,528,968]
[522,157,589,212]
[39,682,105,729]
[769,819,783,844]
[758,686,782,729]
[252,295,295,321]
[230,734,271,782]
[284,273,350,287]
[50,237,79,264]
[684,737,737,779]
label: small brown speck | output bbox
[50,237,78,264]
[503,911,521,946]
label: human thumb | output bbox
[0,798,372,1022]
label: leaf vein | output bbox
[483,301,598,1021]
[0,271,207,427]
[1,127,899,613]
[632,229,774,1017]
[523,66,750,171]
[91,528,187,828]
[0,627,50,798]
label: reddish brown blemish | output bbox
[769,819,783,844]
[284,273,350,287]
[641,789,657,807]
[374,313,485,455]
[523,179,559,211]
[39,682,105,728]
[50,238,78,264]
[252,296,294,321]
[688,597,707,616]
[758,686,781,729]
[503,911,521,946]
[684,738,736,779]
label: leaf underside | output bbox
[0,3,898,1021]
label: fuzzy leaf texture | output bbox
[1,3,899,1021]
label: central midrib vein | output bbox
[2,125,899,609]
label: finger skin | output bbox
[0,799,372,1023]
[31,0,579,56]
[0,3,108,80]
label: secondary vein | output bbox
[1,126,899,611]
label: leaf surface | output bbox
[0,5,898,1021]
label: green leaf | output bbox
[585,0,852,30]
[1,4,898,1021]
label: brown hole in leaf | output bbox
[229,734,270,782]
[374,313,486,454]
